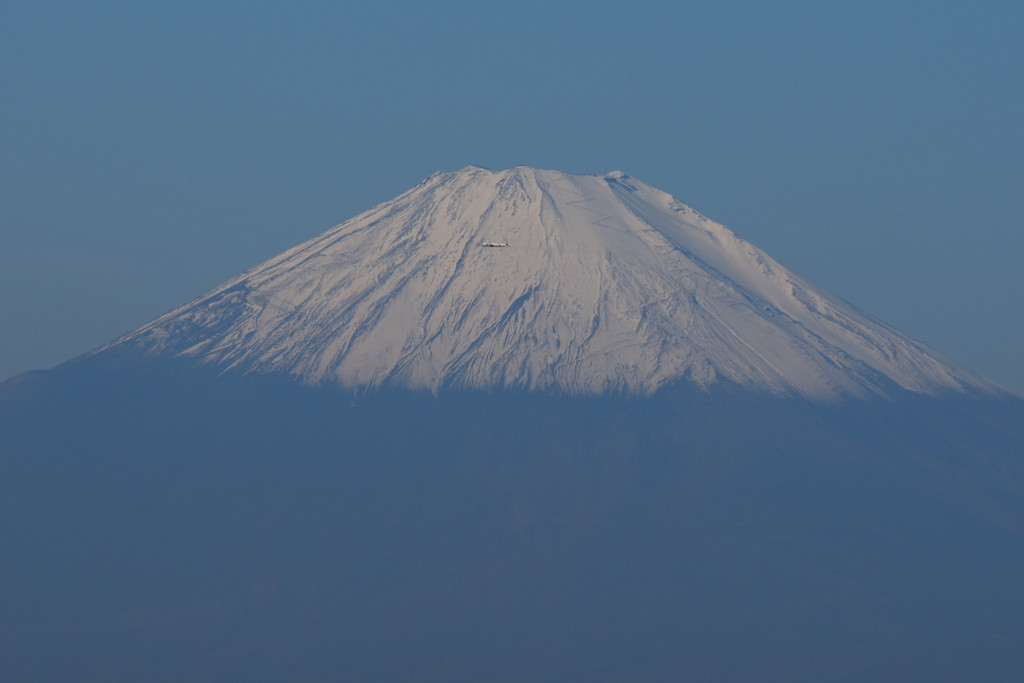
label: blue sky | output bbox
[3,1,1022,393]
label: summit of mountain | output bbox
[87,165,999,401]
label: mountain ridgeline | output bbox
[2,167,1023,681]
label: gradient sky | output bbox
[3,1,1022,393]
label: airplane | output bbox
[480,241,510,248]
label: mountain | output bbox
[95,165,997,400]
[2,167,1024,682]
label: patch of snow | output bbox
[97,166,1000,401]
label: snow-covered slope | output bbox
[95,166,998,400]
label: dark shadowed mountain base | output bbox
[3,356,1024,682]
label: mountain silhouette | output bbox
[2,167,1023,681]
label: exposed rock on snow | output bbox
[96,166,998,400]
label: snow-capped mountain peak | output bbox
[97,165,997,400]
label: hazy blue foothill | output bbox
[2,352,1024,681]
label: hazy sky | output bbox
[3,1,1022,394]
